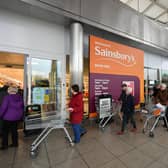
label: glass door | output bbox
[26,57,63,117]
[144,67,160,103]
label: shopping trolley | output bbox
[25,112,74,158]
[142,105,168,137]
[98,95,121,130]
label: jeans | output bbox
[72,124,86,143]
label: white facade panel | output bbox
[144,52,162,69]
[161,57,168,70]
[0,9,65,59]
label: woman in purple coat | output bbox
[0,86,24,150]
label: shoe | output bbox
[9,144,18,148]
[80,131,87,137]
[0,146,8,150]
[130,128,137,132]
[116,131,124,135]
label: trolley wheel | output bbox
[149,131,154,138]
[30,150,37,159]
[70,142,74,147]
[142,129,145,134]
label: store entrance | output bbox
[144,67,160,103]
[0,51,25,129]
[0,52,24,88]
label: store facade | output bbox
[0,9,66,122]
[1,0,168,119]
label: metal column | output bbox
[70,22,83,91]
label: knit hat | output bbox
[8,86,18,94]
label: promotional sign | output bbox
[89,35,144,113]
[99,97,112,119]
[122,81,135,96]
[32,87,45,104]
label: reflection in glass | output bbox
[161,70,168,86]
[31,58,61,116]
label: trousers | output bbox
[2,120,18,147]
[72,124,86,143]
[121,113,136,132]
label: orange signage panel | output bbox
[89,35,144,106]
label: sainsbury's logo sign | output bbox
[94,42,136,67]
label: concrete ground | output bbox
[1,116,168,168]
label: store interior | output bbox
[0,52,24,89]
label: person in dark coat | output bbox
[0,84,9,105]
[152,83,160,98]
[0,86,24,150]
[154,83,168,127]
[68,84,86,143]
[117,87,137,135]
[0,84,9,135]
[118,83,127,112]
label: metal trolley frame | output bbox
[24,108,74,158]
[30,119,74,158]
[142,106,168,137]
[97,94,120,130]
[99,101,121,129]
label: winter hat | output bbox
[8,86,18,94]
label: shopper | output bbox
[0,83,9,136]
[118,83,127,120]
[152,83,160,99]
[117,87,137,135]
[68,84,86,143]
[0,86,24,150]
[155,83,168,127]
[155,83,168,105]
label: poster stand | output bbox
[96,94,114,129]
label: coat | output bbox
[155,89,168,105]
[0,94,24,121]
[0,85,8,106]
[118,90,127,112]
[122,94,135,115]
[69,92,83,124]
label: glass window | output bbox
[161,69,168,85]
[31,58,61,116]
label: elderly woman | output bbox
[117,87,137,135]
[155,83,168,127]
[155,83,168,105]
[0,86,24,150]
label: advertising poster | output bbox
[99,97,112,119]
[32,87,45,104]
[89,35,144,113]
[122,81,135,96]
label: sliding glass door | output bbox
[26,57,63,117]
